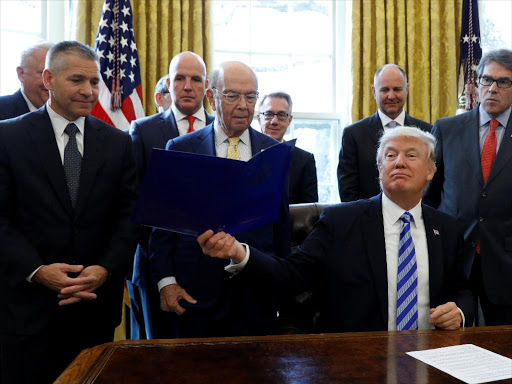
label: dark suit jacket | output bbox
[289,146,318,204]
[424,106,512,306]
[243,194,474,333]
[0,107,138,336]
[0,89,30,120]
[148,123,290,337]
[337,112,432,202]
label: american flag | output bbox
[457,0,482,111]
[92,0,144,130]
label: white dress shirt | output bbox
[172,104,207,136]
[378,109,406,129]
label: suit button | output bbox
[481,192,487,198]
[479,217,484,222]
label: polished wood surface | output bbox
[55,326,512,384]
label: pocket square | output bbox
[433,229,440,236]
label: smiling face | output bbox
[17,47,50,108]
[372,66,409,120]
[257,97,292,142]
[478,61,512,118]
[207,62,258,137]
[378,136,434,207]
[43,54,100,121]
[168,53,208,116]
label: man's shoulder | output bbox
[131,110,169,128]
[292,146,314,165]
[87,115,130,140]
[421,203,458,226]
[345,113,379,130]
[322,196,378,220]
[405,114,432,131]
[0,89,29,120]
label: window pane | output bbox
[480,0,512,52]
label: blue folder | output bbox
[133,140,295,236]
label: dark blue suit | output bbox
[242,194,474,333]
[149,123,290,338]
[289,147,318,204]
[0,89,30,120]
[0,106,137,383]
[424,106,512,324]
[337,112,432,202]
[128,108,214,339]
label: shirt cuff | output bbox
[458,307,465,328]
[158,276,177,292]
[224,243,250,275]
[26,266,43,282]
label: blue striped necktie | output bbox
[396,211,418,331]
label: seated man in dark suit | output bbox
[128,52,215,339]
[337,64,432,202]
[0,41,53,120]
[154,74,171,113]
[0,41,137,384]
[149,61,290,339]
[199,126,474,333]
[257,91,318,204]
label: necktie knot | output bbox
[490,119,499,132]
[400,211,413,224]
[65,123,78,137]
[185,115,196,133]
[227,137,241,160]
[387,121,399,128]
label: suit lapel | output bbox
[249,126,265,155]
[25,108,73,216]
[362,194,389,323]
[486,111,512,185]
[74,116,105,217]
[366,112,384,146]
[194,123,216,155]
[422,205,443,302]
[461,108,484,186]
[159,109,179,144]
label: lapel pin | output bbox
[433,229,440,236]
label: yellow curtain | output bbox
[352,0,462,124]
[76,0,211,116]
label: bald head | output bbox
[207,61,259,137]
[167,51,208,115]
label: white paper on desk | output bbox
[407,344,512,384]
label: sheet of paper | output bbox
[407,344,512,384]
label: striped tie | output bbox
[396,211,418,331]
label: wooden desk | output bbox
[55,326,512,384]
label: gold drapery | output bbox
[352,0,462,124]
[76,0,211,116]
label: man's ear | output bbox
[16,66,24,83]
[42,68,53,91]
[206,88,216,111]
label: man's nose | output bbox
[184,78,192,90]
[271,114,279,124]
[488,80,499,93]
[387,90,396,99]
[80,82,93,95]
[395,153,406,167]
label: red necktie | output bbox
[185,116,196,133]
[477,119,499,254]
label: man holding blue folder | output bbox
[149,61,290,338]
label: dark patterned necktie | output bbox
[64,123,82,208]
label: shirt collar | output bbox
[171,104,206,122]
[213,120,251,147]
[46,103,85,138]
[382,192,422,228]
[20,88,37,112]
[378,109,406,128]
[479,104,512,129]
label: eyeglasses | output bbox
[478,76,512,89]
[212,88,259,105]
[259,111,290,121]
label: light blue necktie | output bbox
[396,211,418,330]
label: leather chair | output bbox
[280,203,328,334]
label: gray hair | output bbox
[376,126,436,170]
[45,41,98,74]
[19,41,54,69]
[374,64,408,87]
[209,61,258,91]
[169,51,207,78]
[154,74,169,108]
[258,91,293,114]
[477,48,512,78]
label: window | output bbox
[213,0,352,203]
[479,0,512,53]
[0,0,72,95]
